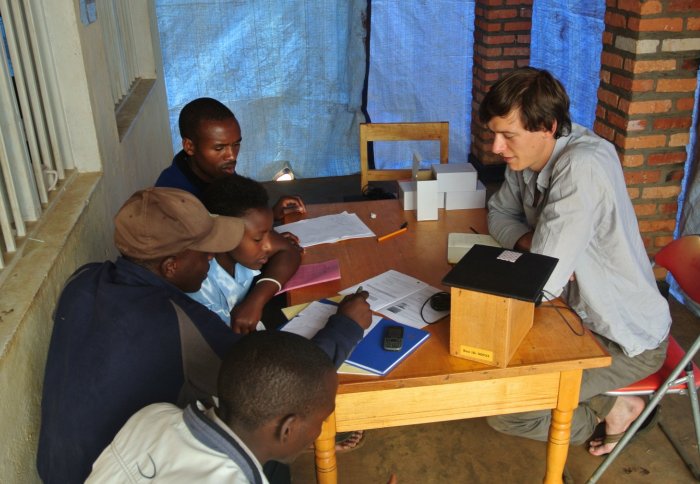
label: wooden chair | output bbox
[588,235,700,483]
[359,122,449,191]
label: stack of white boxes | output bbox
[398,162,485,220]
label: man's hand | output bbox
[273,195,306,221]
[229,296,265,334]
[515,231,534,252]
[337,290,371,330]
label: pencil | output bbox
[469,226,479,234]
[378,222,408,243]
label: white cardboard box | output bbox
[399,180,444,210]
[445,180,486,210]
[416,179,439,221]
[432,162,478,192]
[398,180,416,210]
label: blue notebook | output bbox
[344,318,430,376]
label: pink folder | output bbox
[279,259,341,293]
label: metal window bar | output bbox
[97,0,139,105]
[0,2,71,270]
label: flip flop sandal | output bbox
[335,430,366,453]
[590,405,661,454]
[305,430,367,453]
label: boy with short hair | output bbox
[86,331,338,483]
[157,98,306,330]
[156,97,306,221]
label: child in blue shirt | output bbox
[189,174,301,332]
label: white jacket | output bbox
[86,403,268,484]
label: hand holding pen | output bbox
[338,285,371,329]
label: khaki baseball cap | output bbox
[114,187,244,259]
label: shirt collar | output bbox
[522,130,572,191]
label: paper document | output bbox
[447,232,501,264]
[339,270,449,328]
[281,300,382,376]
[274,212,375,248]
[279,259,340,293]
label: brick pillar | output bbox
[595,0,700,255]
[470,0,533,181]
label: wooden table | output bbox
[286,200,611,484]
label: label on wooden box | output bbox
[448,287,534,367]
[457,345,494,363]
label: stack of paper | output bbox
[339,270,449,328]
[274,212,375,248]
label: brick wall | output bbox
[470,0,700,256]
[470,0,533,180]
[596,0,699,254]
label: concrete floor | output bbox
[265,175,700,484]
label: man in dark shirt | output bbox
[155,97,306,221]
[156,97,306,333]
[36,187,370,484]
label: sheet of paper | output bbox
[280,259,341,293]
[282,301,382,376]
[339,270,449,328]
[280,300,338,339]
[281,300,380,339]
[274,212,375,248]
[337,363,377,376]
[281,295,343,321]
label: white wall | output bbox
[0,1,173,481]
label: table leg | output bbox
[544,370,583,484]
[315,412,338,484]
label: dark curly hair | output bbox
[178,97,238,141]
[201,174,269,217]
[216,331,336,430]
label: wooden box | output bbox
[449,287,534,368]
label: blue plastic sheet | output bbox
[366,0,475,169]
[530,1,605,128]
[155,0,367,180]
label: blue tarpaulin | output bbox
[155,0,367,180]
[154,0,697,267]
[530,1,605,128]
[366,1,475,169]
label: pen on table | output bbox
[377,222,408,243]
[469,226,480,234]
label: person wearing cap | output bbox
[36,187,371,484]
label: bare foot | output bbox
[588,395,645,456]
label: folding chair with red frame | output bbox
[588,235,700,483]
